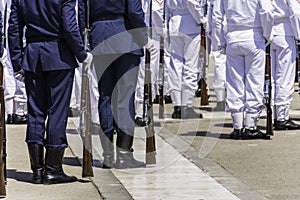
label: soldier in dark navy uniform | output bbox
[78,0,147,169]
[8,0,92,184]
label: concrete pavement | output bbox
[5,90,300,200]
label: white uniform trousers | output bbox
[135,37,160,118]
[226,40,265,130]
[212,51,226,102]
[271,35,296,121]
[168,32,201,107]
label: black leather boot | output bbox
[43,147,77,184]
[27,143,44,184]
[13,113,28,124]
[99,131,114,168]
[115,132,145,169]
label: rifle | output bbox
[143,0,156,164]
[264,44,273,137]
[297,41,300,95]
[200,1,209,106]
[80,0,93,177]
[2,3,7,185]
[158,3,165,119]
[0,61,6,196]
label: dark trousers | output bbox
[25,67,75,148]
[95,53,140,136]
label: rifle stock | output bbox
[80,58,94,177]
[264,44,273,136]
[0,61,6,196]
[158,35,164,119]
[144,48,156,165]
[200,24,209,106]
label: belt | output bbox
[93,14,124,22]
[27,36,64,43]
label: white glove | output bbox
[201,17,207,30]
[82,52,93,71]
[265,35,273,47]
[218,44,226,55]
[14,69,25,83]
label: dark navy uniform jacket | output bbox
[77,0,147,55]
[8,0,87,73]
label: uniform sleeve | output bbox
[61,0,87,63]
[287,0,300,40]
[258,0,274,41]
[125,0,147,46]
[77,0,86,39]
[206,0,213,38]
[8,0,24,72]
[152,2,164,36]
[212,0,225,51]
[187,0,206,25]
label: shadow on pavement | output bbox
[7,169,32,183]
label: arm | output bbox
[187,0,206,25]
[287,0,300,40]
[125,0,148,47]
[8,0,24,72]
[258,0,274,42]
[61,0,87,63]
[211,0,225,51]
[77,0,86,39]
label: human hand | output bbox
[218,44,226,55]
[82,52,93,71]
[14,69,25,82]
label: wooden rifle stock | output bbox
[0,62,6,196]
[200,24,209,106]
[81,0,93,177]
[158,35,164,119]
[144,48,156,165]
[143,0,156,165]
[264,44,273,136]
[80,67,94,177]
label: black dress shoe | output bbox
[13,114,28,124]
[212,101,226,112]
[164,95,172,104]
[243,129,270,140]
[171,106,181,119]
[195,80,202,97]
[135,117,146,127]
[6,114,14,124]
[229,129,243,140]
[274,119,300,130]
[181,106,203,119]
[153,95,159,104]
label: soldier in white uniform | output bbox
[207,0,226,111]
[213,0,274,139]
[166,0,206,119]
[1,0,27,124]
[271,0,300,130]
[135,0,163,126]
